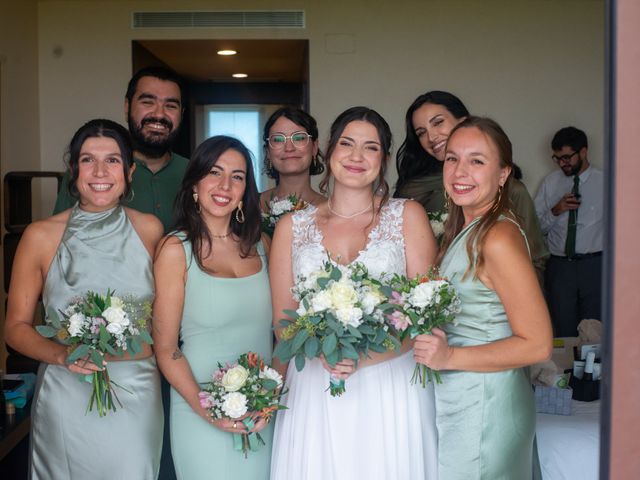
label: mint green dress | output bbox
[170,235,274,480]
[32,204,163,480]
[436,217,536,479]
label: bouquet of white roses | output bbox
[261,193,307,236]
[428,210,448,240]
[198,352,286,457]
[36,289,153,416]
[387,271,461,386]
[274,260,400,396]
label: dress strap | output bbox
[499,214,531,259]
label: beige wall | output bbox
[0,0,41,367]
[36,0,604,212]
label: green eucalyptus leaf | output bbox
[322,333,337,357]
[46,307,63,329]
[329,267,342,282]
[35,325,58,338]
[283,309,300,320]
[273,340,292,362]
[347,325,363,338]
[90,349,104,368]
[67,344,90,363]
[291,329,310,353]
[341,342,359,360]
[325,349,339,366]
[304,336,320,358]
[261,378,278,391]
[139,329,153,345]
[294,353,306,371]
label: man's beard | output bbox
[562,157,583,176]
[128,113,179,159]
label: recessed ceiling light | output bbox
[232,73,248,78]
[217,49,237,56]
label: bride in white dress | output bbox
[269,107,439,480]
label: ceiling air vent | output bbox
[133,11,305,29]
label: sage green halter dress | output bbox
[170,235,274,480]
[31,205,163,480]
[436,217,536,480]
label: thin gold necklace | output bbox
[211,231,232,239]
[327,197,373,219]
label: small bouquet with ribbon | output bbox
[427,210,448,240]
[36,289,153,416]
[261,193,307,236]
[274,260,400,396]
[387,271,461,386]
[198,352,286,457]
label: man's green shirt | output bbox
[53,152,189,233]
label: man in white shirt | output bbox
[534,127,603,337]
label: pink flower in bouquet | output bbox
[198,391,215,409]
[387,310,411,332]
[389,291,404,305]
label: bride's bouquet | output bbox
[387,271,461,386]
[274,260,400,396]
[198,352,286,457]
[36,289,153,416]
[261,193,307,236]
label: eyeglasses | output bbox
[551,151,579,164]
[267,131,312,149]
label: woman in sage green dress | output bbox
[414,117,553,479]
[5,119,164,479]
[393,91,549,280]
[154,136,273,480]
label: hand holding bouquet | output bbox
[387,271,461,386]
[37,289,153,416]
[261,194,307,236]
[274,260,400,396]
[198,352,286,457]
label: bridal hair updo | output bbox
[172,135,261,271]
[65,119,134,201]
[319,106,392,213]
[437,116,514,278]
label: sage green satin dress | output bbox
[170,236,273,480]
[31,205,163,480]
[436,217,536,480]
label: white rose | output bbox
[409,282,437,309]
[296,303,307,317]
[221,365,249,392]
[259,366,283,388]
[110,296,125,310]
[302,269,329,291]
[270,199,294,216]
[360,288,385,315]
[311,290,332,313]
[221,391,248,418]
[102,306,130,328]
[335,307,363,328]
[328,282,358,310]
[106,322,125,335]
[67,312,86,337]
[430,220,445,238]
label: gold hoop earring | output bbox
[443,190,450,209]
[193,192,201,213]
[491,185,504,213]
[123,187,135,202]
[235,201,245,224]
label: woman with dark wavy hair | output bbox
[153,136,274,479]
[260,107,326,234]
[270,107,438,479]
[414,117,552,479]
[394,90,549,280]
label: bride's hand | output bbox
[320,355,356,380]
[413,328,452,371]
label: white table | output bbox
[536,400,600,480]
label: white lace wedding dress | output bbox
[270,198,438,480]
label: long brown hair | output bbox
[435,116,515,278]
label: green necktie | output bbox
[565,175,580,257]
